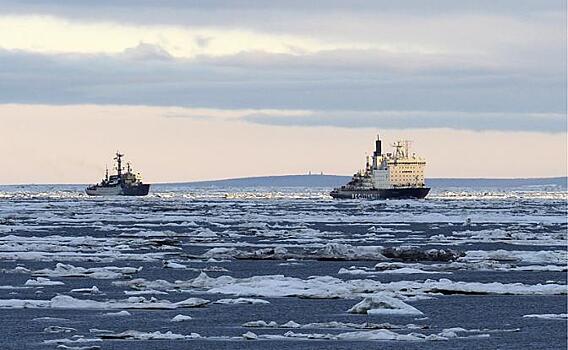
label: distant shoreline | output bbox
[3,175,565,188]
[179,175,567,188]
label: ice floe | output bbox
[242,320,422,330]
[280,329,423,341]
[0,295,209,309]
[33,263,142,279]
[70,286,101,294]
[347,294,423,315]
[55,345,101,350]
[340,264,449,275]
[313,244,387,261]
[343,261,568,275]
[104,311,131,317]
[201,244,464,262]
[100,330,201,340]
[25,277,65,286]
[162,261,187,269]
[44,326,77,334]
[171,314,192,322]
[44,336,102,345]
[214,298,270,305]
[381,246,463,262]
[242,331,258,340]
[122,272,566,298]
[523,313,568,320]
[463,250,567,265]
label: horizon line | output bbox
[1,174,566,187]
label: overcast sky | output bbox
[0,1,566,183]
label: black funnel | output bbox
[374,135,382,156]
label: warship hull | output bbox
[122,184,150,196]
[86,184,150,196]
[330,187,430,200]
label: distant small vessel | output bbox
[86,152,150,196]
[330,134,430,199]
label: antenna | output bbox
[403,140,411,158]
[392,140,411,159]
[114,151,124,177]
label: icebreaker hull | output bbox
[330,187,430,200]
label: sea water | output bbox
[0,184,566,349]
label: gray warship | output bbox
[86,152,150,196]
[330,135,430,199]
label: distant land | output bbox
[1,175,566,189]
[179,175,567,189]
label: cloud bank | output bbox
[0,1,565,133]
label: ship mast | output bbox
[392,140,411,159]
[114,152,124,177]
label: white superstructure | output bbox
[367,136,427,190]
[331,134,430,199]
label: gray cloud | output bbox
[241,111,566,133]
[0,1,564,26]
[0,48,564,114]
[0,0,565,134]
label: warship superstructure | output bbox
[330,135,430,199]
[86,152,150,196]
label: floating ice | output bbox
[463,250,567,265]
[70,286,101,294]
[171,314,192,322]
[347,294,423,315]
[162,261,186,269]
[340,265,448,275]
[214,298,270,305]
[127,272,566,298]
[242,320,279,328]
[202,248,238,259]
[201,244,466,263]
[523,314,568,320]
[100,330,201,340]
[202,266,229,272]
[0,234,170,262]
[44,336,102,345]
[55,345,101,350]
[242,320,416,330]
[104,311,131,317]
[124,289,168,296]
[336,329,422,341]
[33,317,69,322]
[0,295,209,310]
[382,246,463,262]
[194,228,218,238]
[282,329,422,341]
[242,331,258,340]
[314,243,387,261]
[25,277,65,286]
[44,326,76,333]
[34,263,142,279]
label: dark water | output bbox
[0,185,566,349]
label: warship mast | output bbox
[114,152,124,178]
[86,152,150,196]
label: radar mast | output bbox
[114,152,124,177]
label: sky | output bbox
[0,0,566,184]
